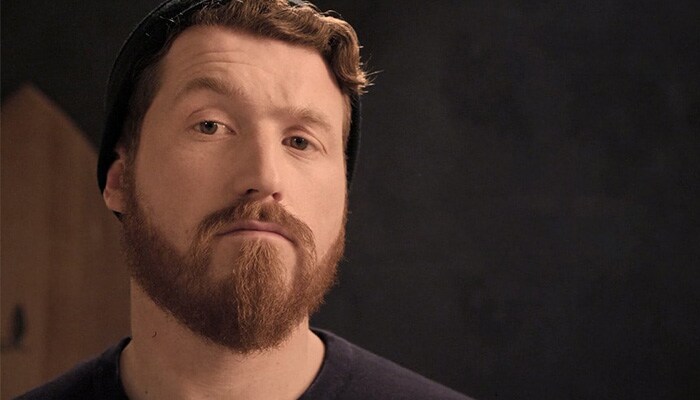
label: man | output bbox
[20,1,471,398]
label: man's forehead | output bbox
[159,27,340,95]
[158,26,336,90]
[164,25,326,69]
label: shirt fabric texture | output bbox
[17,329,471,399]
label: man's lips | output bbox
[217,220,294,243]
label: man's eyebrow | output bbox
[286,106,335,134]
[174,76,246,102]
[174,76,337,134]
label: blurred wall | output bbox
[1,86,130,399]
[2,1,699,398]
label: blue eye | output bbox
[287,136,309,150]
[196,121,220,135]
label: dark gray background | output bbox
[2,1,699,398]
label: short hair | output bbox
[120,0,369,158]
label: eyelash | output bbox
[192,121,319,152]
[193,120,230,135]
[283,136,313,151]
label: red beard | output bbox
[121,177,344,353]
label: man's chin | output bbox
[208,237,299,283]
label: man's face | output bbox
[117,26,348,352]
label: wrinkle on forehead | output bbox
[165,26,329,81]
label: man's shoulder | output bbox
[16,338,130,400]
[307,329,473,400]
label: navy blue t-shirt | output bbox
[17,329,472,399]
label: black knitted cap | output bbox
[97,0,362,193]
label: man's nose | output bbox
[233,133,283,202]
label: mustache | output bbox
[194,199,316,252]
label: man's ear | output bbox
[103,147,128,214]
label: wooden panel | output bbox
[1,85,130,399]
[1,86,53,400]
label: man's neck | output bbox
[120,284,325,400]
